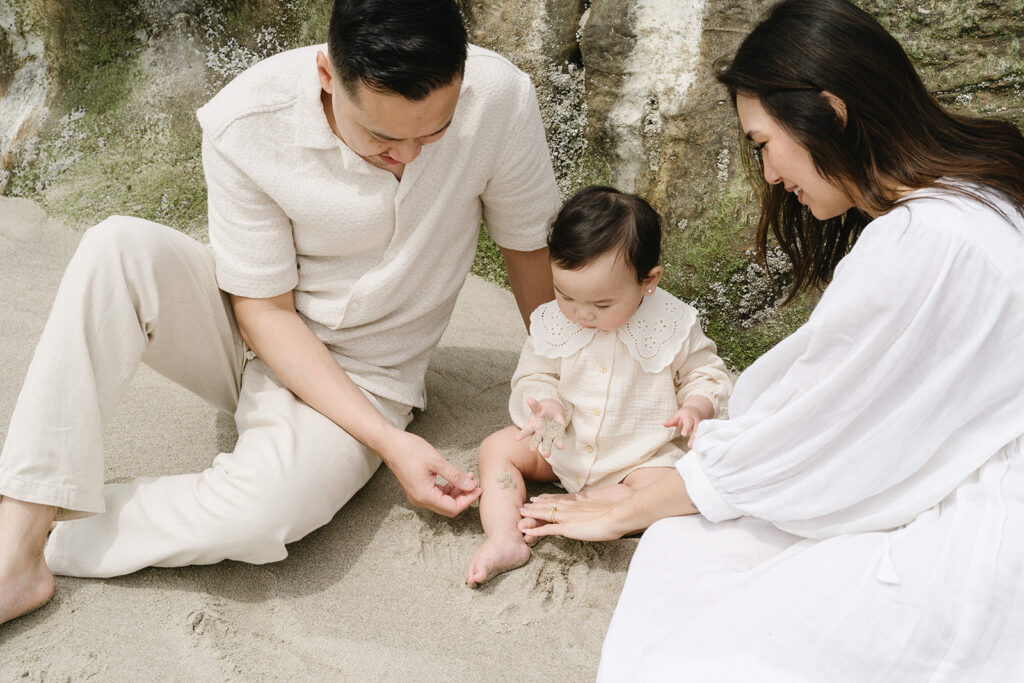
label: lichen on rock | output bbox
[2,0,1020,369]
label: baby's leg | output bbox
[621,466,676,491]
[466,426,554,588]
[558,466,678,506]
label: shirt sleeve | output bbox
[480,80,560,253]
[202,134,298,298]
[671,320,733,417]
[680,206,1024,538]
[508,337,573,428]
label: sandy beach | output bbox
[0,197,635,680]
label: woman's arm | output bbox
[519,468,699,541]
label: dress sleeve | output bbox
[202,135,298,298]
[680,207,1024,538]
[480,81,561,253]
[671,320,732,417]
[508,337,573,428]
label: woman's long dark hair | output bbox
[717,0,1024,299]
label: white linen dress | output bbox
[599,185,1024,681]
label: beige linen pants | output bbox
[0,216,411,578]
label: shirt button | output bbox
[585,445,593,454]
[593,409,601,416]
[575,477,581,484]
[600,365,608,374]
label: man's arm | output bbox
[500,246,554,329]
[231,292,480,516]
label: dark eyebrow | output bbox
[368,118,453,142]
[554,284,613,305]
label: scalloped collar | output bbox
[528,288,695,372]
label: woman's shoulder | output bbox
[856,182,1024,282]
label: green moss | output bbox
[659,179,813,370]
[7,0,342,234]
[471,226,511,289]
[0,32,17,97]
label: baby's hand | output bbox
[664,405,704,448]
[517,397,566,457]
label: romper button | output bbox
[585,446,593,454]
[575,477,581,484]
[600,365,607,373]
[593,409,601,416]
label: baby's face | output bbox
[551,251,652,331]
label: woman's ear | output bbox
[821,90,848,127]
[642,266,663,294]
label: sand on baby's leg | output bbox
[466,426,556,588]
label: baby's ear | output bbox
[643,266,663,294]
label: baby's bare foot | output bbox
[466,534,531,588]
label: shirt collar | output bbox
[293,47,344,150]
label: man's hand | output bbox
[516,397,566,457]
[380,429,481,517]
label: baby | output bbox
[466,186,732,587]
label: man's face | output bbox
[316,50,461,172]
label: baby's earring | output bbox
[647,289,653,293]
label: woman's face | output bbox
[736,94,856,220]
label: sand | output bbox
[0,197,635,681]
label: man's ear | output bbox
[316,50,335,94]
[642,266,663,294]
[821,90,848,127]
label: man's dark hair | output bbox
[548,186,662,284]
[328,0,468,101]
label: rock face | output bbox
[2,0,1022,368]
[0,3,52,194]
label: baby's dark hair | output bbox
[547,186,661,283]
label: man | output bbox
[0,0,558,623]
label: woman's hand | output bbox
[519,492,627,542]
[516,397,566,457]
[520,470,700,541]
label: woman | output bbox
[520,0,1024,678]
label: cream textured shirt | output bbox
[196,44,559,408]
[510,288,732,492]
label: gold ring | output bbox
[549,505,558,524]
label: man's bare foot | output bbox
[0,556,54,624]
[0,499,56,625]
[465,533,531,588]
